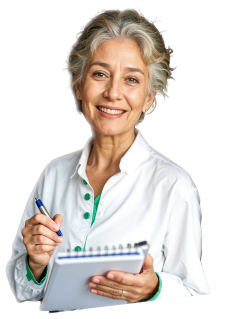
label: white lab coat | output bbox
[6,128,210,303]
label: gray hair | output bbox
[67,9,174,125]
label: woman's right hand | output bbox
[22,213,63,279]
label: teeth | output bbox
[98,107,124,114]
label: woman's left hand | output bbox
[87,253,159,303]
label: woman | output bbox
[6,9,210,305]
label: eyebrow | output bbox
[89,61,145,75]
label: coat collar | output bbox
[70,128,151,179]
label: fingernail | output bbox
[91,289,97,294]
[93,279,100,283]
[108,274,114,279]
[53,224,59,231]
[57,237,63,242]
[89,283,96,288]
[55,221,61,227]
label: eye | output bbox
[93,72,106,78]
[127,77,139,83]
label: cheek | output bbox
[83,79,105,100]
[125,90,147,111]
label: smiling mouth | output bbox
[97,106,126,115]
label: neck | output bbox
[87,128,137,172]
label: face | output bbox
[75,38,156,137]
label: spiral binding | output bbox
[66,241,146,256]
[104,246,108,255]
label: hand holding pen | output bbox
[21,198,63,282]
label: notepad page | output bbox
[40,250,144,311]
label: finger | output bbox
[138,254,153,274]
[105,271,144,288]
[30,234,60,246]
[91,273,142,293]
[31,224,63,244]
[88,280,140,299]
[27,213,60,232]
[89,285,125,299]
[30,244,57,254]
[89,286,136,303]
[52,214,63,228]
[141,253,154,273]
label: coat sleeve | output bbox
[6,172,49,302]
[155,188,210,299]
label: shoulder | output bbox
[35,149,83,197]
[38,149,83,181]
[147,146,198,198]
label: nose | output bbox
[103,77,123,101]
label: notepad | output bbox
[40,242,149,311]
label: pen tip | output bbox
[35,198,38,202]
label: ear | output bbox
[142,91,156,113]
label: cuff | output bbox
[146,272,162,302]
[25,253,48,286]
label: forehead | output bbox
[89,38,147,71]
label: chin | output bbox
[95,125,129,137]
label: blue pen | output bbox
[35,198,63,236]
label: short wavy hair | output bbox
[68,9,174,125]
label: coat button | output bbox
[83,179,87,185]
[84,212,90,219]
[85,193,91,200]
[74,246,82,251]
[100,201,104,206]
[97,211,101,216]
